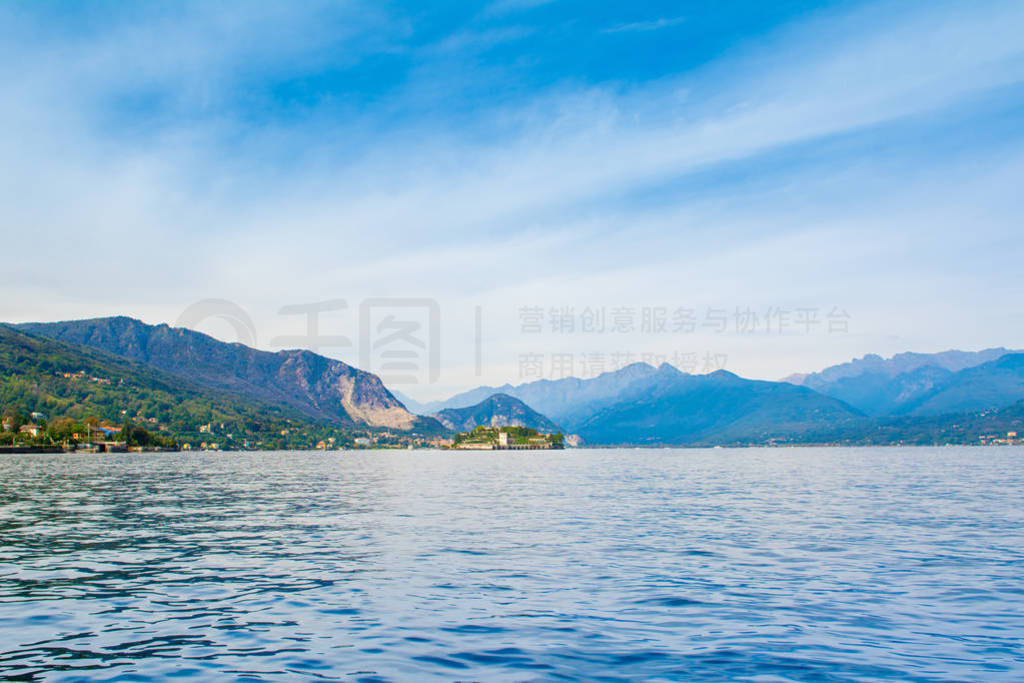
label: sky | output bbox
[2,0,1023,400]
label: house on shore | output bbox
[19,424,42,438]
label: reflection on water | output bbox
[1,448,1022,680]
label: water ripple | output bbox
[0,447,1022,680]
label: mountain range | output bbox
[572,365,862,445]
[5,315,1024,448]
[415,363,860,445]
[408,348,1024,446]
[785,348,1024,416]
[891,353,1024,416]
[408,362,663,425]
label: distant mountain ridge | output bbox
[785,347,1023,416]
[414,362,863,445]
[432,394,560,433]
[14,317,1024,447]
[894,353,1024,416]
[391,389,430,415]
[571,364,863,445]
[785,348,1016,385]
[414,362,661,424]
[18,317,437,432]
[412,347,1024,445]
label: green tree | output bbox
[117,418,132,445]
[130,425,152,447]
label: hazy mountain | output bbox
[432,394,560,433]
[894,353,1024,416]
[573,364,863,445]
[785,348,1017,415]
[424,362,864,443]
[390,389,430,415]
[406,346,1024,444]
[18,317,437,431]
[787,348,1015,386]
[415,385,516,414]
[420,363,661,425]
[797,364,955,416]
[789,396,1024,446]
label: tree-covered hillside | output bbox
[0,325,427,449]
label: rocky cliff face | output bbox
[19,317,425,430]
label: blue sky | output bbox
[2,1,1023,398]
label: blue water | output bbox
[1,448,1022,681]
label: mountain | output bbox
[786,348,1017,415]
[798,364,956,416]
[414,385,512,415]
[424,362,864,443]
[14,318,1022,447]
[432,394,561,432]
[399,346,1024,445]
[17,317,437,431]
[390,389,431,415]
[893,353,1024,416]
[787,348,1015,385]
[0,324,319,443]
[420,363,661,426]
[787,396,1024,446]
[572,364,863,445]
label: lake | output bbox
[1,447,1022,680]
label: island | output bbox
[450,425,564,450]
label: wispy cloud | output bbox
[602,16,686,34]
[430,26,535,55]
